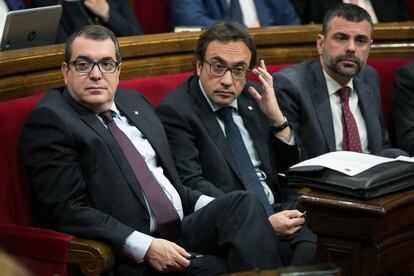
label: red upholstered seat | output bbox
[120,71,193,106]
[135,0,170,34]
[367,59,411,140]
[0,93,76,275]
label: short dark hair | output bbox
[194,22,257,69]
[322,3,373,35]
[64,25,121,63]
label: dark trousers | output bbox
[114,191,282,275]
[182,191,282,275]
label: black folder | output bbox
[286,161,414,199]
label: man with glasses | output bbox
[156,22,316,266]
[20,24,289,275]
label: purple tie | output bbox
[338,87,362,152]
[99,110,181,241]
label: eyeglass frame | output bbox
[203,60,249,80]
[67,59,120,74]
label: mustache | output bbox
[335,54,362,67]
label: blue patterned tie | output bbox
[216,107,273,216]
[100,111,181,241]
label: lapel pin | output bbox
[248,106,253,110]
[134,111,139,115]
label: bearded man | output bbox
[273,3,406,159]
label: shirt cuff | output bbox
[122,230,154,263]
[275,134,295,145]
[194,195,215,211]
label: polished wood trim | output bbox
[67,238,114,276]
[0,22,414,101]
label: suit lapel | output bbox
[353,77,381,153]
[238,93,272,175]
[188,78,241,175]
[312,60,336,151]
[63,90,148,209]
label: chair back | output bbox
[0,94,44,226]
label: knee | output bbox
[224,191,264,210]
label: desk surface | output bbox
[298,187,414,216]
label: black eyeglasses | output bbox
[68,59,120,74]
[203,60,249,80]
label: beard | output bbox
[323,52,364,78]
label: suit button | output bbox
[141,218,150,225]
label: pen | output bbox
[187,255,203,260]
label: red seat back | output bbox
[120,72,193,106]
[0,94,44,226]
[135,0,170,34]
[367,58,411,137]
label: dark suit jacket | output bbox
[5,0,25,10]
[156,76,299,208]
[273,59,404,160]
[394,61,414,155]
[20,88,202,272]
[31,0,143,43]
[291,0,409,24]
[170,0,300,28]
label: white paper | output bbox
[290,151,408,176]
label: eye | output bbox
[232,67,246,73]
[100,61,116,71]
[76,60,91,70]
[212,63,227,70]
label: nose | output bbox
[346,39,356,53]
[89,64,102,80]
[220,69,233,86]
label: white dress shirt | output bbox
[323,70,369,153]
[98,103,214,263]
[0,0,9,42]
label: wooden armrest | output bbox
[67,238,114,276]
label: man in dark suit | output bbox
[170,0,300,29]
[291,0,409,24]
[19,25,285,275]
[156,22,315,266]
[274,3,406,160]
[394,61,414,156]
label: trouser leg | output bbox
[182,191,282,273]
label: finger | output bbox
[248,86,262,102]
[172,243,191,268]
[285,209,303,218]
[288,217,305,228]
[175,253,191,269]
[257,69,273,85]
[260,59,267,70]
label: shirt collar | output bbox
[322,69,354,96]
[198,79,238,112]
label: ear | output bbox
[316,34,325,55]
[61,62,69,85]
[195,59,203,76]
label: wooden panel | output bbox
[0,22,414,101]
[299,188,414,275]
